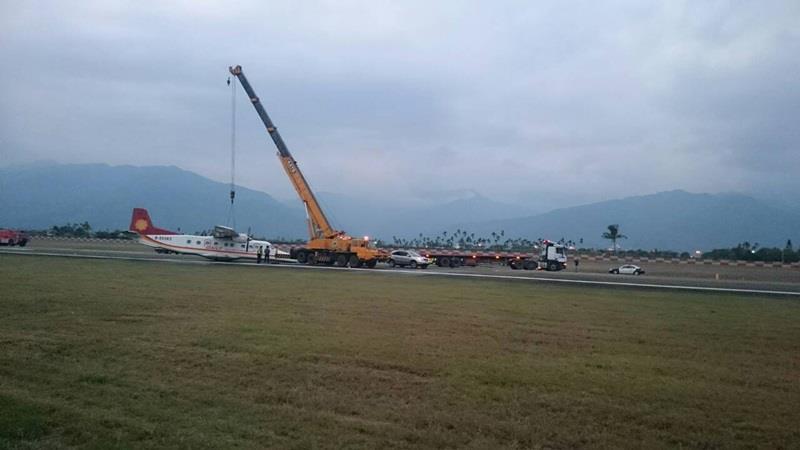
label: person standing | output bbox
[574,258,580,272]
[265,245,271,264]
[256,246,262,264]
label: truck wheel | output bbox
[523,260,537,270]
[335,254,348,267]
[410,261,417,269]
[296,251,308,264]
[348,255,362,268]
[388,259,396,267]
[306,253,317,265]
[547,262,557,271]
[19,240,27,247]
[439,257,450,267]
[509,260,519,270]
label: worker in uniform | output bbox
[256,246,262,264]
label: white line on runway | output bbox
[1,249,214,265]
[3,249,799,296]
[404,270,800,296]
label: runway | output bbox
[3,245,799,297]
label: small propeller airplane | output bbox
[128,208,291,262]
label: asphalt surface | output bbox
[2,240,800,296]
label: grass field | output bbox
[1,255,799,449]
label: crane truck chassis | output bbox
[229,65,386,268]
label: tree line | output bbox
[386,229,582,252]
[703,240,798,263]
[381,224,799,263]
[27,223,130,239]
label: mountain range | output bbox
[0,163,305,239]
[1,163,798,250]
[461,190,800,250]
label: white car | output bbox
[388,250,432,269]
[609,264,645,275]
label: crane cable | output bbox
[226,76,237,230]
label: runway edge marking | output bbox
[407,270,800,296]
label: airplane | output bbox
[128,208,292,262]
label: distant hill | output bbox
[0,164,306,239]
[2,164,797,250]
[309,191,530,239]
[464,190,800,251]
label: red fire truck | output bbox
[0,229,29,247]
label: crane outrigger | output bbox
[229,65,385,268]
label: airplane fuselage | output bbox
[128,207,290,262]
[139,233,278,261]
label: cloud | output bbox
[1,0,798,208]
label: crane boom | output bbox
[228,65,336,240]
[228,65,385,268]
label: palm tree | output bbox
[602,224,627,252]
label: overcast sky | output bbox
[1,0,799,210]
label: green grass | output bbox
[1,255,799,449]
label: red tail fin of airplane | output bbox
[129,208,178,235]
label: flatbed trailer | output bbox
[415,249,529,268]
[403,241,568,271]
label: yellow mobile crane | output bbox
[229,65,385,268]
